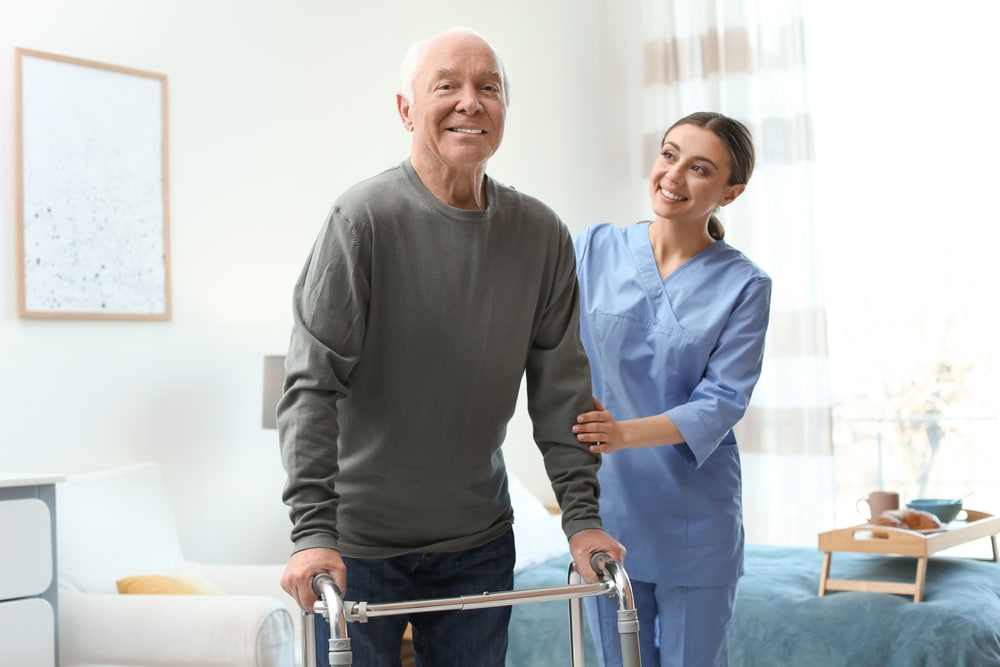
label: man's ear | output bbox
[719,183,746,207]
[396,93,414,132]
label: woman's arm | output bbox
[573,397,684,453]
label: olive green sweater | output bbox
[278,159,602,558]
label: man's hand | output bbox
[568,528,626,583]
[281,547,347,611]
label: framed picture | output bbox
[15,48,171,320]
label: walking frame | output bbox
[302,552,641,666]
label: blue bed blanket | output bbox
[732,544,1000,667]
[509,555,599,666]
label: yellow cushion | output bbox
[116,574,223,595]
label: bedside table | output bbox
[0,475,64,666]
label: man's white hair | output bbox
[398,26,511,107]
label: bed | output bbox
[510,554,599,666]
[510,543,1000,667]
[731,544,1000,667]
[509,473,599,666]
[508,477,1000,667]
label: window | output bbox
[805,1,1000,531]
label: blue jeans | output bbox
[314,530,515,667]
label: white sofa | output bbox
[55,462,302,667]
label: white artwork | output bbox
[16,49,170,320]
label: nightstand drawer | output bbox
[0,498,53,600]
[0,597,55,666]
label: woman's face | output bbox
[648,124,745,226]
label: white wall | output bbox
[0,0,642,564]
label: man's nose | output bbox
[456,86,483,114]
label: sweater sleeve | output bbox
[524,225,604,538]
[277,205,370,553]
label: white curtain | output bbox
[640,0,833,545]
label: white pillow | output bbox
[508,470,551,521]
[513,514,569,573]
[508,471,570,573]
[56,462,184,593]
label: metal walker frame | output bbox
[302,553,641,666]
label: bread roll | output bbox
[873,508,943,530]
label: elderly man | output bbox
[278,26,624,666]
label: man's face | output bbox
[398,33,507,170]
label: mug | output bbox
[856,491,899,522]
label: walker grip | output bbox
[312,572,339,598]
[590,552,612,577]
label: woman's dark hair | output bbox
[661,112,755,240]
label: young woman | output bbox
[573,112,772,667]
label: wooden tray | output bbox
[817,509,1000,602]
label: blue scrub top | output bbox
[575,222,771,586]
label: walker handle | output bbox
[312,572,339,598]
[590,552,612,577]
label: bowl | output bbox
[906,498,963,523]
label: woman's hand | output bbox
[576,400,684,452]
[573,397,624,453]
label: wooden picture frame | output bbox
[15,48,171,320]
